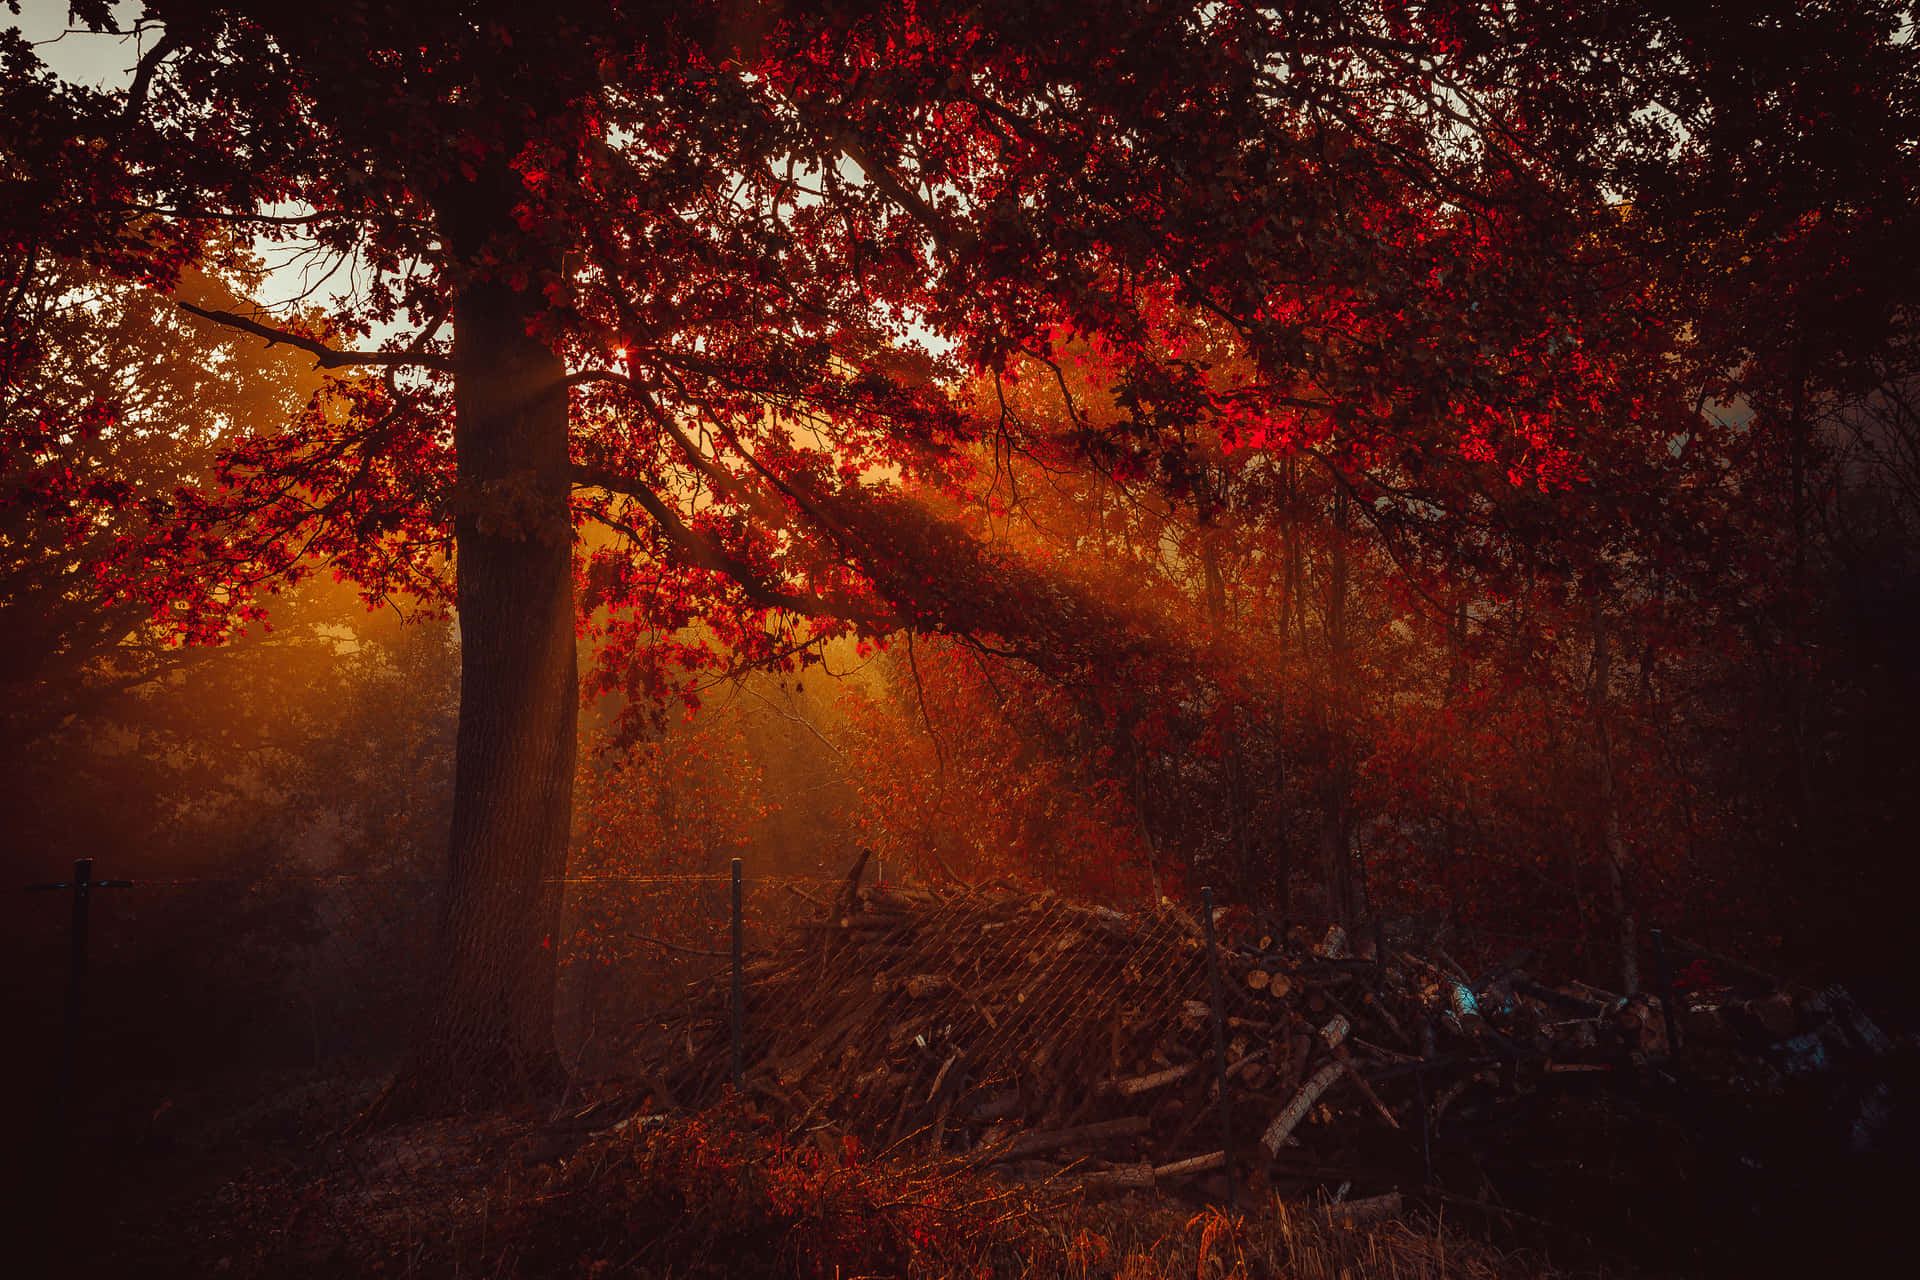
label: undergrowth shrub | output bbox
[494,1099,1544,1280]
[510,1099,1034,1278]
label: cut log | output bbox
[1351,1037,1419,1064]
[1433,948,1474,986]
[1112,1061,1200,1097]
[885,1014,934,1051]
[969,1090,1021,1120]
[1325,1191,1403,1225]
[842,913,912,931]
[1261,1061,1346,1157]
[1326,1040,1400,1130]
[1752,991,1796,1038]
[926,1052,959,1103]
[1280,1030,1313,1094]
[1359,991,1410,1045]
[1430,1070,1495,1125]
[995,1115,1152,1161]
[794,916,907,934]
[1153,1149,1226,1179]
[1515,978,1605,1016]
[1221,1051,1267,1082]
[1160,903,1206,942]
[774,995,882,1086]
[786,882,831,909]
[1082,1161,1156,1192]
[1566,978,1625,1005]
[866,887,938,912]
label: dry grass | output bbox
[63,1092,1594,1279]
[485,1100,1568,1280]
[1033,1197,1538,1280]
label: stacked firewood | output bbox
[622,873,1898,1197]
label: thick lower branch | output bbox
[177,302,454,371]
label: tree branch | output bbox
[176,302,455,371]
[118,31,178,132]
[572,464,831,616]
[566,367,753,505]
[833,133,967,252]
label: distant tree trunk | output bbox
[1201,523,1253,896]
[1132,745,1166,902]
[1268,456,1306,914]
[1322,488,1358,926]
[376,177,576,1118]
[1782,362,1818,866]
[1590,600,1639,995]
[1268,751,1293,916]
[1321,790,1355,926]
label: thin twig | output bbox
[627,932,731,958]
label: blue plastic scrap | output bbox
[1774,1031,1826,1076]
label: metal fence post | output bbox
[26,858,132,1139]
[1414,1062,1433,1187]
[26,858,130,1277]
[730,857,744,1086]
[1200,886,1236,1209]
[62,857,92,1126]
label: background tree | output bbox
[0,238,322,738]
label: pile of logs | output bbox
[623,871,1902,1199]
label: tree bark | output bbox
[1322,488,1358,926]
[377,180,576,1117]
[1590,600,1638,995]
[1201,524,1254,897]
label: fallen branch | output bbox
[1153,1149,1226,1179]
[1111,1062,1199,1097]
[1325,1191,1403,1225]
[995,1115,1152,1162]
[1080,1161,1156,1192]
[1262,1061,1346,1157]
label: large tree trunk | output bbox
[376,185,576,1118]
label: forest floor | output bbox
[30,1067,1551,1280]
[15,886,1916,1279]
[22,1046,1916,1280]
